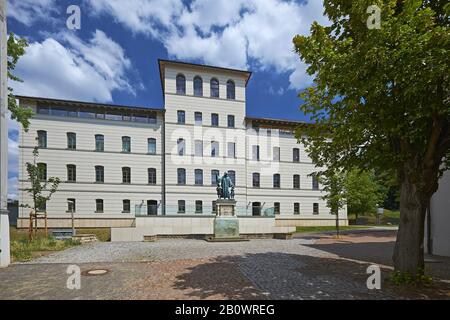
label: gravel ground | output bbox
[20,238,321,264]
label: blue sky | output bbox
[6,0,328,198]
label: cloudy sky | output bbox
[6,0,327,199]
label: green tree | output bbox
[21,147,60,238]
[7,32,33,131]
[293,0,449,276]
[316,169,347,236]
[346,169,386,220]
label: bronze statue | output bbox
[216,171,235,199]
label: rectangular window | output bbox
[37,163,47,181]
[148,138,156,155]
[67,165,76,182]
[178,200,186,213]
[273,147,280,161]
[211,141,219,157]
[211,113,219,127]
[148,168,157,185]
[95,135,104,152]
[293,148,300,162]
[123,200,130,213]
[313,203,319,215]
[122,136,131,153]
[195,112,202,126]
[67,199,76,213]
[195,200,203,214]
[177,138,185,156]
[211,170,219,185]
[67,132,76,150]
[227,142,236,158]
[122,167,131,184]
[96,199,104,213]
[195,169,203,185]
[177,110,185,124]
[195,140,203,157]
[274,202,280,215]
[253,173,260,187]
[252,145,260,161]
[273,174,280,188]
[37,131,47,148]
[212,201,217,213]
[293,175,300,189]
[177,168,186,185]
[312,175,319,190]
[227,115,235,128]
[294,203,300,215]
[95,166,104,183]
[228,170,236,185]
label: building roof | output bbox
[158,59,253,94]
[245,116,310,128]
[16,96,164,113]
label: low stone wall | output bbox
[17,217,135,229]
[112,216,294,242]
[275,218,349,227]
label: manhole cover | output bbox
[82,269,109,276]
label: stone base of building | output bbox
[17,217,135,229]
[275,218,349,227]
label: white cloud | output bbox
[11,30,137,102]
[85,0,328,89]
[8,176,18,200]
[7,0,58,26]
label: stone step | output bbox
[72,234,98,243]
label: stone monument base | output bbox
[205,199,248,242]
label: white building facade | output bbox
[17,60,347,230]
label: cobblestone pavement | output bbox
[1,231,449,300]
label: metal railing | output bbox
[134,204,275,217]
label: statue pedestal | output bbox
[206,199,248,242]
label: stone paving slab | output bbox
[1,231,449,300]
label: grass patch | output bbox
[295,226,370,233]
[348,210,400,226]
[77,228,111,242]
[10,236,80,262]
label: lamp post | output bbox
[0,0,11,267]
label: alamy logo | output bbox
[367,5,381,30]
[66,5,81,30]
[366,264,381,289]
[66,265,81,290]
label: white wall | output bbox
[428,171,450,256]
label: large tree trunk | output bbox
[393,174,427,276]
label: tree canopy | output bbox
[293,0,449,276]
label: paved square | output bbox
[1,230,449,300]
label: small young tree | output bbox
[21,147,60,239]
[317,169,347,237]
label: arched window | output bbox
[147,138,156,155]
[37,163,47,181]
[226,80,235,100]
[37,130,47,148]
[210,78,219,98]
[194,76,203,96]
[176,74,186,95]
[148,168,157,185]
[95,134,104,152]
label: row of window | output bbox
[35,164,319,189]
[38,131,304,162]
[177,111,235,128]
[61,199,320,215]
[37,105,158,124]
[252,146,301,162]
[176,74,236,100]
[37,131,157,154]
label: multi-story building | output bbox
[17,59,347,230]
